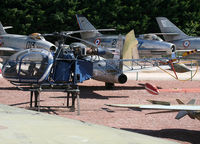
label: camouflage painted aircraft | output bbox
[0,104,177,144]
[0,22,57,61]
[106,99,200,121]
[156,17,200,59]
[75,14,176,58]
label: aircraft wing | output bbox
[0,104,177,144]
[0,47,18,51]
[0,47,19,61]
[106,104,200,111]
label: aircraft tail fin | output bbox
[187,99,196,105]
[122,30,139,66]
[0,22,6,35]
[176,99,196,105]
[176,99,184,104]
[175,99,196,120]
[75,14,101,39]
[175,110,188,120]
[156,17,189,41]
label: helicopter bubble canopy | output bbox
[2,49,53,84]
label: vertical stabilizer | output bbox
[122,30,139,66]
[0,22,6,35]
[187,99,195,105]
[175,99,196,120]
[156,17,189,41]
[176,99,184,104]
[75,14,101,39]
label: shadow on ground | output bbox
[122,128,200,144]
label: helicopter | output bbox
[1,29,194,113]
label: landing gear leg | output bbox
[105,82,114,89]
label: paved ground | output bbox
[0,76,199,144]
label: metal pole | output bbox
[136,72,138,81]
[191,60,193,81]
[77,91,80,115]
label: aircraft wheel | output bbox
[105,82,114,89]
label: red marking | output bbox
[183,40,190,48]
[145,83,159,95]
[159,88,200,93]
[169,61,178,79]
[94,38,101,45]
[0,125,7,130]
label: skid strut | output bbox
[29,85,80,115]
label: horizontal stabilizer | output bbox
[3,26,13,30]
[0,22,6,35]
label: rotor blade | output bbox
[146,110,178,115]
[42,32,59,37]
[148,33,179,36]
[62,32,98,47]
[63,29,115,35]
[62,32,113,54]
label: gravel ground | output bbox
[0,78,199,144]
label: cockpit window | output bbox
[3,49,53,82]
[139,34,163,41]
[29,33,45,40]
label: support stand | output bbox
[28,84,80,115]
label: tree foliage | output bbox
[0,0,200,37]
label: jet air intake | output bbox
[118,73,127,84]
[171,44,176,52]
[50,46,57,52]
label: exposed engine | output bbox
[93,70,127,84]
